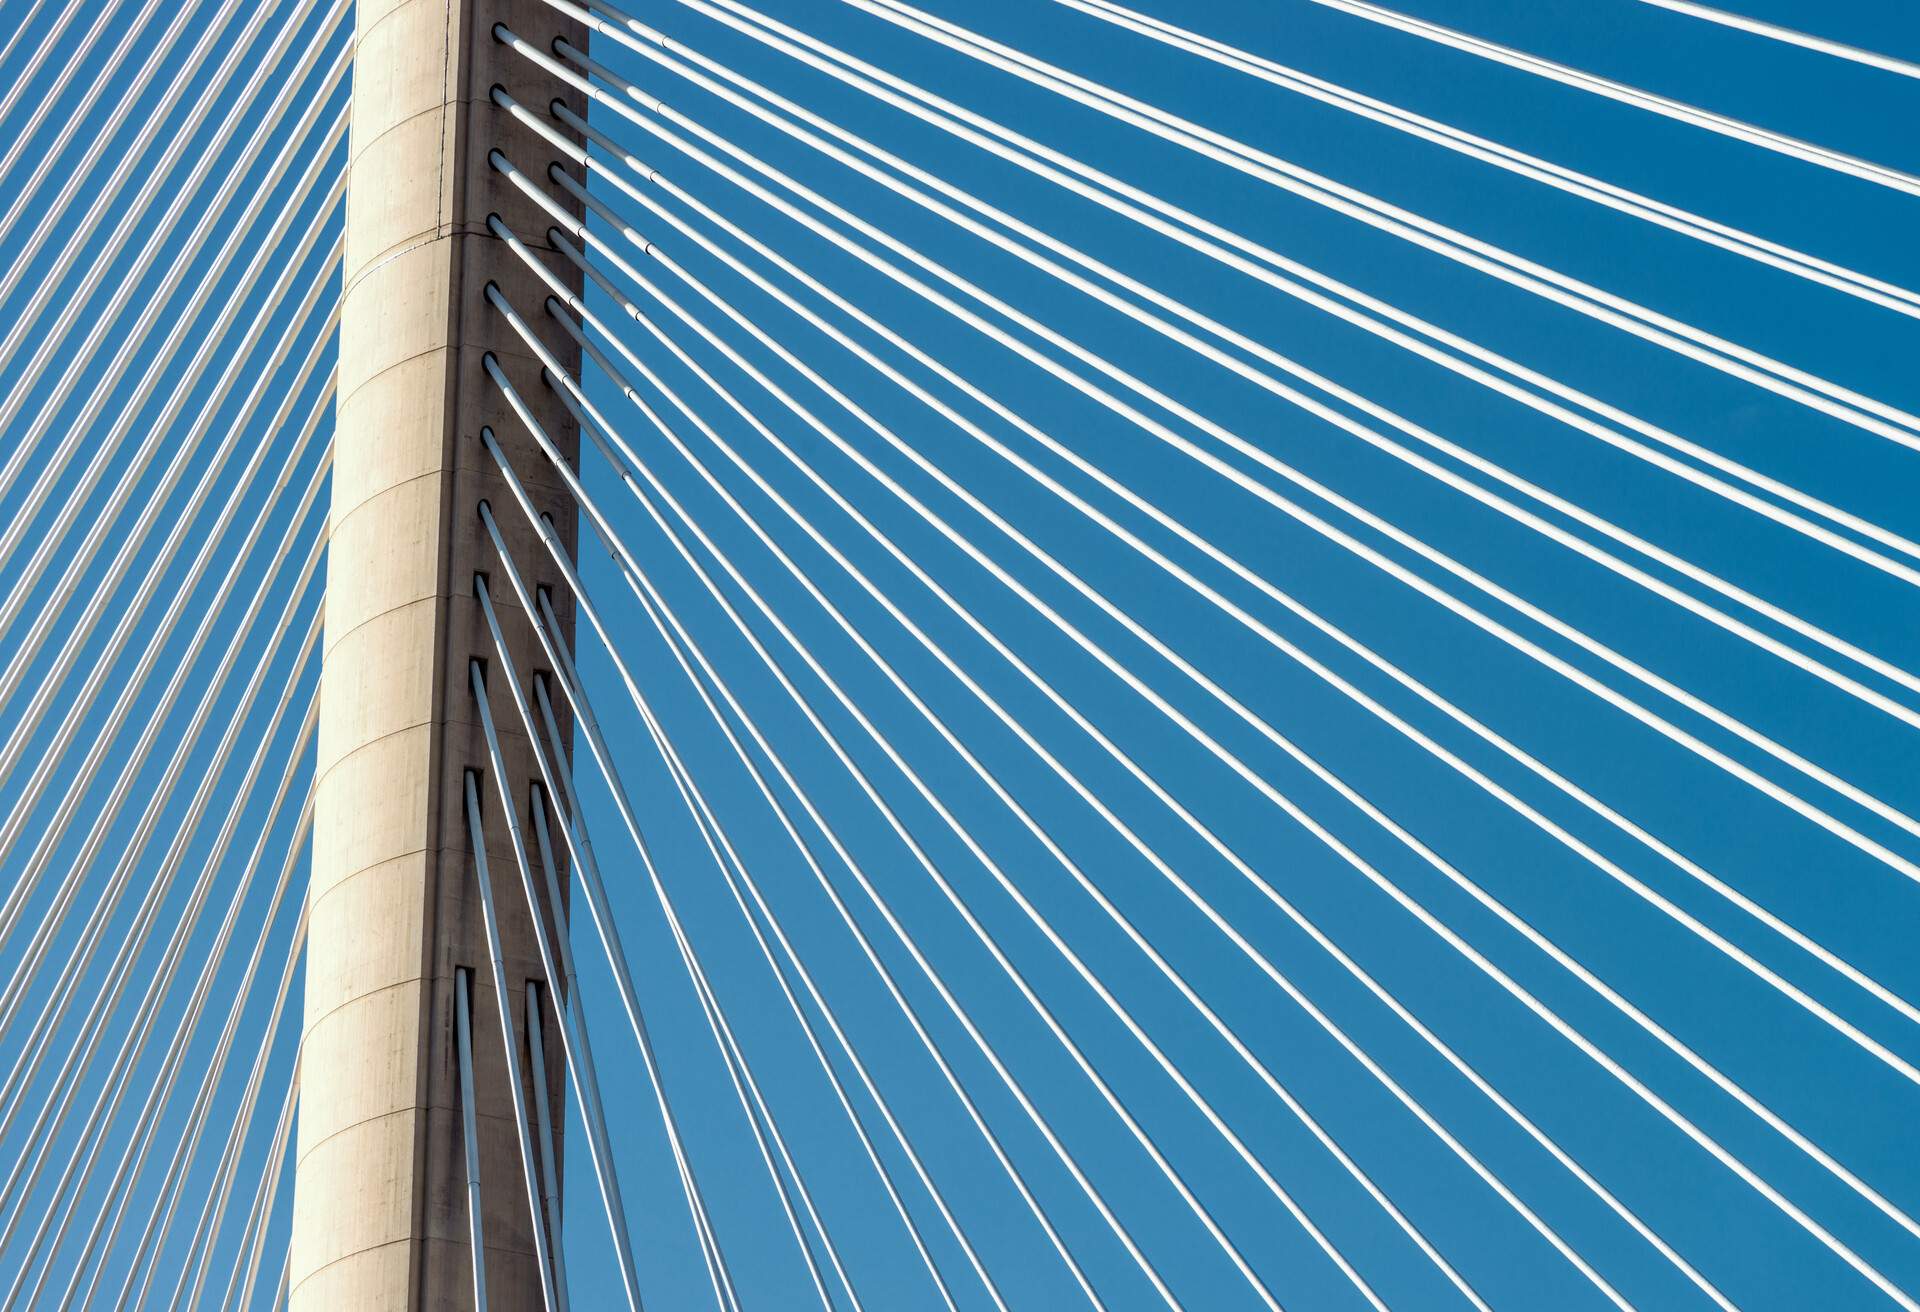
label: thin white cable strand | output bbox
[523,982,571,1312]
[0,230,341,885]
[1633,0,1920,79]
[513,177,1709,1310]
[118,893,312,1312]
[470,613,644,1312]
[104,811,314,1312]
[539,338,1470,1312]
[454,967,490,1312]
[1299,0,1920,194]
[467,665,634,1312]
[471,569,708,1312]
[0,95,347,724]
[548,51,1920,612]
[0,288,337,964]
[541,171,1920,1297]
[533,349,1128,1312]
[535,44,1920,890]
[0,534,327,1228]
[0,447,331,1148]
[471,524,738,1312]
[0,0,346,513]
[55,787,312,1312]
[826,0,1920,451]
[547,194,1920,1312]
[487,580,741,1312]
[703,0,1920,581]
[220,1046,301,1312]
[487,559,852,1312]
[0,605,324,1299]
[0,0,335,387]
[540,104,1920,1046]
[535,38,1920,749]
[536,229,1708,1312]
[0,310,339,995]
[506,254,1441,1311]
[481,429,1112,1312]
[0,444,332,1129]
[0,48,348,669]
[518,565,980,1312]
[1064,0,1920,318]
[520,329,1278,1312]
[532,176,1920,1310]
[0,0,61,99]
[491,350,1241,1312]
[458,763,561,1312]
[0,0,154,215]
[0,0,209,285]
[534,120,1920,1077]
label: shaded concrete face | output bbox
[295,0,590,1305]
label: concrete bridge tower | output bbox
[290,0,589,1304]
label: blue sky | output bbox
[2,0,1919,1307]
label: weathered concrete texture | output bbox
[293,0,591,1306]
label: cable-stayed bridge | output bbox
[0,0,1916,1306]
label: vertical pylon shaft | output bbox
[292,0,588,1304]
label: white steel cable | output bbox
[486,551,858,1312]
[825,0,1920,449]
[520,110,1920,1070]
[0,252,338,912]
[498,269,1457,1308]
[0,445,331,1117]
[56,789,312,1312]
[120,904,311,1312]
[1633,0,1920,79]
[121,840,314,1312]
[533,188,1920,1301]
[516,578,982,1312]
[510,189,1714,1305]
[0,0,144,221]
[0,611,323,1301]
[465,572,672,1312]
[500,481,977,1310]
[0,0,63,105]
[475,491,845,1312]
[523,43,1920,889]
[664,0,1920,579]
[480,428,1112,1311]
[534,56,1920,744]
[0,314,337,993]
[0,55,348,665]
[0,0,224,283]
[1060,0,1920,317]
[219,1045,303,1312]
[488,356,1236,1310]
[473,566,741,1312]
[0,533,327,1228]
[0,218,342,858]
[516,162,1920,1309]
[455,968,490,1312]
[524,983,570,1312]
[469,533,738,1312]
[535,28,1920,588]
[0,99,346,711]
[523,234,1680,1309]
[530,97,1920,1045]
[1298,0,1920,194]
[0,0,346,514]
[459,762,562,1312]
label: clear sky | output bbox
[2,0,1918,1308]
